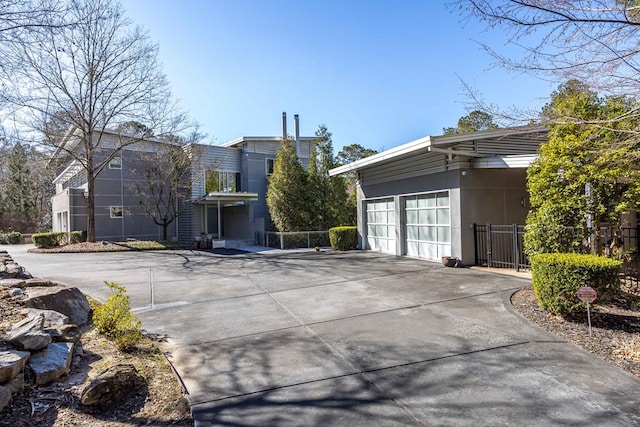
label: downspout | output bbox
[294,114,300,158]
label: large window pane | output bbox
[407,225,419,240]
[407,241,419,257]
[437,192,449,207]
[437,226,450,243]
[437,208,450,225]
[405,197,417,209]
[419,209,436,225]
[406,209,418,224]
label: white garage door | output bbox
[404,191,450,260]
[366,198,395,253]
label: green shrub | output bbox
[0,231,22,244]
[5,231,21,244]
[531,253,622,316]
[329,226,358,251]
[69,230,87,244]
[32,232,62,248]
[92,281,142,351]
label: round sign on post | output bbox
[577,286,598,337]
[577,286,598,304]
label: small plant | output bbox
[92,281,142,351]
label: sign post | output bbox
[577,286,598,336]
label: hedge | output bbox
[530,253,622,316]
[32,231,87,248]
[329,226,357,251]
[0,231,22,244]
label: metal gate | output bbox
[474,224,529,271]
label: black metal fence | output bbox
[474,223,640,286]
[474,224,529,271]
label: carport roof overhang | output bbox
[329,125,548,176]
[193,192,258,205]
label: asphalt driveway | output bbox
[6,245,640,426]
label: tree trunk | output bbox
[162,222,168,241]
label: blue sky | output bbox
[121,0,556,152]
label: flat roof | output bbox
[329,125,548,176]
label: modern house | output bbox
[329,126,549,265]
[51,125,316,243]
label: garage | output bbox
[365,198,395,253]
[404,191,451,260]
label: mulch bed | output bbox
[511,284,640,378]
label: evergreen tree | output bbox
[266,136,309,232]
[2,143,37,231]
[525,80,640,256]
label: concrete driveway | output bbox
[6,245,640,426]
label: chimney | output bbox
[282,112,287,142]
[294,114,300,158]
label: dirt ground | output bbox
[0,290,192,427]
[511,282,640,378]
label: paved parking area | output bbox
[7,245,640,426]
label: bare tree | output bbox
[0,0,190,241]
[131,134,214,241]
[453,1,640,96]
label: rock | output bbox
[3,263,31,279]
[8,288,25,297]
[23,278,57,287]
[21,308,70,327]
[81,364,144,406]
[9,313,52,350]
[25,286,91,326]
[0,350,30,383]
[0,385,11,412]
[30,342,75,385]
[48,324,81,343]
[4,375,25,394]
[0,278,26,289]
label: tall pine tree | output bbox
[266,136,309,232]
[2,143,37,231]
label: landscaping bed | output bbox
[29,240,192,253]
[0,292,192,426]
[511,282,640,378]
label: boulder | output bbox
[0,278,26,289]
[0,385,11,413]
[21,308,70,327]
[0,350,30,383]
[48,324,81,343]
[25,286,91,326]
[9,314,52,351]
[8,288,25,297]
[4,375,24,394]
[30,342,75,385]
[81,364,144,406]
[2,262,31,279]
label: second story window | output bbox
[109,156,122,169]
[206,170,241,193]
[266,158,275,175]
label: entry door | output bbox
[404,192,450,260]
[365,198,395,253]
[206,206,224,238]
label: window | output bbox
[109,156,122,169]
[205,170,241,193]
[110,206,123,218]
[266,158,275,175]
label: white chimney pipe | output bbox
[294,114,300,158]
